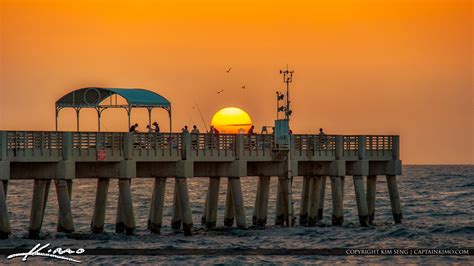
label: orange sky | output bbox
[0,0,472,164]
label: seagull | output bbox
[241,85,246,89]
[217,90,224,94]
[226,67,232,73]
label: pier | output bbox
[0,130,402,238]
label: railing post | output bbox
[358,136,366,160]
[235,134,243,159]
[181,132,191,160]
[62,132,73,160]
[391,136,399,160]
[123,132,134,160]
[0,132,6,161]
[335,136,343,160]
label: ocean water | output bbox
[0,165,472,264]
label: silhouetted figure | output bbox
[153,122,160,133]
[191,125,200,149]
[129,123,139,133]
[182,126,189,133]
[248,125,255,135]
[319,128,327,149]
[191,125,199,134]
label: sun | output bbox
[211,107,252,134]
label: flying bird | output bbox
[241,85,246,89]
[217,90,224,94]
[226,67,232,73]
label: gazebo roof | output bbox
[56,87,171,109]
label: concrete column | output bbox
[171,182,182,230]
[330,176,344,226]
[55,180,74,233]
[57,180,73,232]
[341,176,345,202]
[299,176,311,226]
[29,180,50,239]
[149,177,167,234]
[256,176,270,227]
[366,175,377,225]
[147,178,157,230]
[206,177,220,228]
[224,180,235,226]
[308,176,321,226]
[277,176,291,226]
[252,176,262,225]
[275,178,285,226]
[353,176,369,226]
[317,176,326,221]
[0,180,10,239]
[115,186,125,233]
[175,177,193,235]
[118,179,135,235]
[229,177,247,228]
[386,175,403,223]
[201,190,209,225]
[91,178,110,233]
[3,181,8,197]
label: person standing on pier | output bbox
[319,128,327,149]
[152,122,160,133]
[191,125,200,149]
[129,123,139,133]
[182,126,189,133]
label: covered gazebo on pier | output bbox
[55,87,172,132]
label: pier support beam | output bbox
[330,176,344,226]
[201,190,209,225]
[275,180,284,226]
[317,176,327,221]
[277,176,292,226]
[366,175,377,225]
[205,177,220,228]
[149,177,167,234]
[229,177,247,228]
[299,176,311,226]
[175,177,193,235]
[0,180,10,239]
[308,176,321,226]
[115,185,124,233]
[252,176,262,226]
[171,182,182,230]
[386,175,403,223]
[56,180,73,232]
[29,180,50,239]
[353,176,369,226]
[224,180,235,227]
[91,178,110,233]
[256,176,270,227]
[55,180,74,233]
[118,179,135,235]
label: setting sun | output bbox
[210,107,252,133]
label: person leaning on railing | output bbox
[318,128,327,150]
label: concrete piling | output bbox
[330,176,344,226]
[0,180,10,239]
[256,176,270,227]
[201,190,209,225]
[91,178,110,233]
[386,175,403,223]
[277,176,292,226]
[2,180,7,197]
[171,182,182,230]
[307,176,321,226]
[252,176,262,226]
[353,176,369,226]
[205,177,220,228]
[366,175,377,225]
[149,177,167,234]
[275,180,285,226]
[299,176,311,226]
[147,178,157,230]
[175,177,194,235]
[29,180,50,239]
[115,186,125,233]
[224,180,235,226]
[229,177,247,228]
[55,180,75,233]
[317,176,326,221]
[118,179,135,235]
